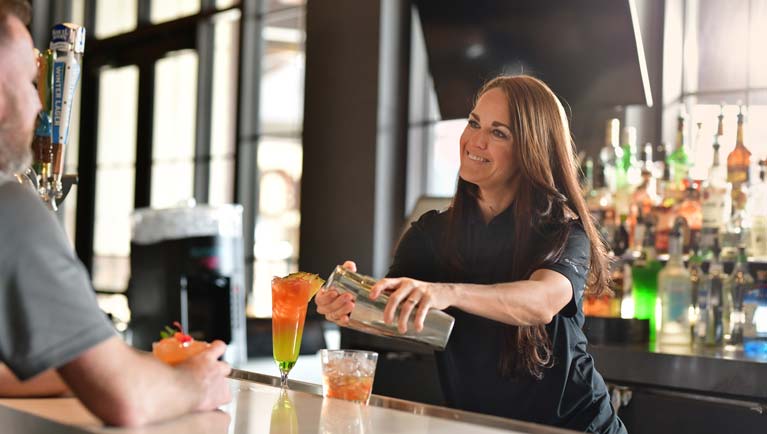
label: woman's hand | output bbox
[315,261,357,326]
[369,278,455,334]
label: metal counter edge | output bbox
[228,368,578,434]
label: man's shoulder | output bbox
[0,178,47,213]
[0,179,55,238]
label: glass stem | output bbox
[279,370,289,388]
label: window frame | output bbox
[75,0,239,292]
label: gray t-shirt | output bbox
[0,173,115,380]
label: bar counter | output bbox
[590,343,767,403]
[588,343,767,434]
[0,370,578,434]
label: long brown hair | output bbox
[445,75,610,379]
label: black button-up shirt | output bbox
[387,205,626,434]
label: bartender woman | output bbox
[316,75,626,433]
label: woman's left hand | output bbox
[369,278,455,334]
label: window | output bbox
[94,0,137,38]
[428,120,463,197]
[92,66,139,292]
[80,1,241,295]
[405,9,462,211]
[208,10,240,206]
[151,50,198,208]
[249,4,306,318]
[151,0,200,24]
[66,0,309,322]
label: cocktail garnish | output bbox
[158,321,193,342]
[284,272,325,301]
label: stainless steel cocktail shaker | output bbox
[324,265,455,350]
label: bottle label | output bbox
[751,216,767,257]
[702,187,729,228]
[743,302,767,338]
[728,165,749,184]
[732,187,748,211]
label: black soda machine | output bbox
[127,204,247,364]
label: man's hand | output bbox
[58,336,233,427]
[177,340,232,412]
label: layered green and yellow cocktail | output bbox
[272,272,324,387]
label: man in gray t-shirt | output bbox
[0,0,233,426]
[0,173,117,380]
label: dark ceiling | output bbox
[415,0,652,120]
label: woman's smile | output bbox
[466,151,490,163]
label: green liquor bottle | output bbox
[633,219,663,342]
[668,111,691,187]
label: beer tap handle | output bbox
[55,174,79,208]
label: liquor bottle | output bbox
[727,105,751,187]
[724,246,754,349]
[609,258,629,318]
[656,142,669,183]
[658,220,692,344]
[747,161,767,259]
[654,203,676,254]
[743,270,767,357]
[585,157,601,208]
[600,118,622,195]
[654,142,670,206]
[667,111,691,201]
[585,257,622,318]
[722,208,751,262]
[701,107,732,255]
[586,156,615,241]
[615,127,638,219]
[723,106,752,260]
[632,219,663,342]
[632,143,659,218]
[620,127,642,187]
[620,260,634,319]
[585,157,600,216]
[701,241,726,346]
[630,209,646,258]
[688,239,705,342]
[612,215,630,257]
[676,185,702,251]
[584,157,596,197]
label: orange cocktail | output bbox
[323,372,374,402]
[320,349,378,404]
[272,272,323,387]
[152,322,210,365]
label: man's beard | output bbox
[0,130,34,176]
